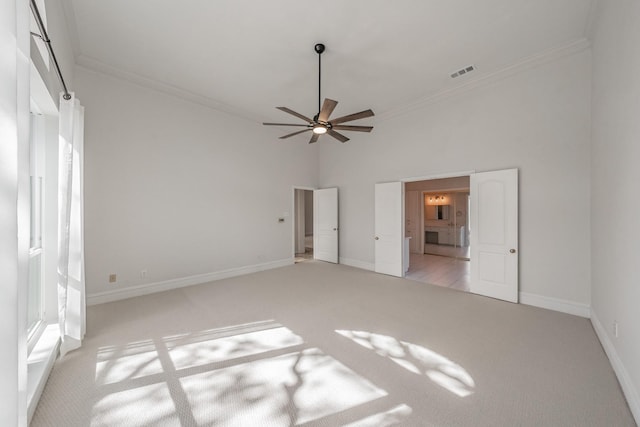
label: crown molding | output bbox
[377,37,591,122]
[76,37,590,126]
[76,54,261,123]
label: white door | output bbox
[470,169,518,302]
[374,182,403,277]
[314,187,338,263]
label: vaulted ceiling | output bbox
[62,0,594,126]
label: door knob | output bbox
[375,236,379,240]
[333,228,337,231]
[510,248,516,253]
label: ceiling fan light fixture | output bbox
[313,125,327,134]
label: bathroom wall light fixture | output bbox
[427,195,447,205]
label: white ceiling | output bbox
[63,0,594,126]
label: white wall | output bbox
[590,0,640,422]
[75,67,318,297]
[319,49,592,307]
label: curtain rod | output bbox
[29,0,72,100]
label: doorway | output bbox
[404,176,471,291]
[375,169,518,302]
[294,188,314,263]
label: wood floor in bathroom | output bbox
[405,252,470,292]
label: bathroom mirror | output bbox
[425,205,450,220]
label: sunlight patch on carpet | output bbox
[344,404,413,427]
[166,325,304,370]
[179,348,387,425]
[92,382,179,426]
[95,340,163,385]
[92,321,397,425]
[336,330,475,397]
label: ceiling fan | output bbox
[263,43,374,143]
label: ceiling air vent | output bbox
[450,65,476,79]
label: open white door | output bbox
[314,187,338,263]
[374,182,403,277]
[470,169,518,302]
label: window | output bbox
[27,112,46,341]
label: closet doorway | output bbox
[293,188,314,263]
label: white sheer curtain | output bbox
[57,92,85,356]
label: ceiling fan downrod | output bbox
[314,43,325,122]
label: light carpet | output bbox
[31,261,636,426]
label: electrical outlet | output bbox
[613,321,619,338]
[109,274,117,283]
[140,269,147,279]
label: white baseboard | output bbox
[87,259,293,306]
[519,292,591,318]
[339,257,375,271]
[591,311,640,425]
[336,265,592,320]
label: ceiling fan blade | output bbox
[263,123,310,127]
[332,125,373,132]
[328,129,349,143]
[309,133,320,144]
[318,98,338,122]
[330,109,375,125]
[280,129,312,139]
[276,107,313,123]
